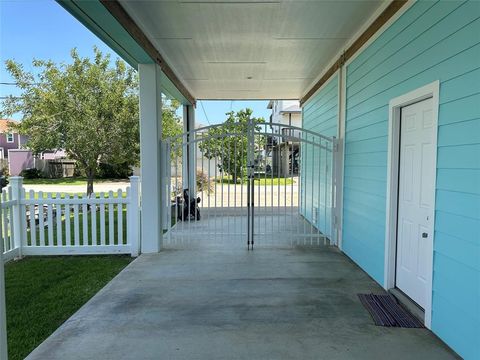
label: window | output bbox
[6,133,14,143]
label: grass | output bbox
[215,175,295,185]
[5,255,133,360]
[23,192,128,200]
[20,177,127,186]
[26,207,127,246]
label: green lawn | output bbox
[24,192,128,200]
[27,207,127,246]
[20,177,128,186]
[5,255,133,360]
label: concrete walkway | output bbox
[27,247,457,360]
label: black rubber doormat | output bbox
[358,293,424,328]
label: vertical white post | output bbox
[10,177,23,258]
[161,142,168,232]
[336,66,347,250]
[127,176,140,257]
[182,104,196,196]
[0,194,8,360]
[139,63,163,253]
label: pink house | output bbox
[0,119,26,159]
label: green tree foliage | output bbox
[0,47,183,195]
[199,108,264,183]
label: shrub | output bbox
[20,168,42,179]
[97,162,133,179]
[196,170,214,194]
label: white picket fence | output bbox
[1,176,140,262]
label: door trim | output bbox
[384,81,439,329]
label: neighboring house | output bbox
[267,100,302,135]
[267,100,302,177]
[0,119,26,159]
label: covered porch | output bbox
[26,247,455,360]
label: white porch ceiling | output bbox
[119,0,384,100]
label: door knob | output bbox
[422,232,428,238]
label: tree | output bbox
[161,98,183,160]
[0,47,183,195]
[199,108,264,184]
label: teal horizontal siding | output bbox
[436,190,480,219]
[347,42,480,120]
[345,136,388,155]
[301,74,338,235]
[435,232,480,272]
[342,1,480,357]
[438,118,480,146]
[437,144,480,169]
[432,293,480,358]
[436,169,480,194]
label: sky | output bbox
[0,0,271,124]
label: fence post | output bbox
[10,177,24,258]
[127,176,140,257]
[0,196,8,360]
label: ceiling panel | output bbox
[120,0,384,99]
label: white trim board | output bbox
[301,69,339,108]
[336,66,347,250]
[384,80,439,330]
[303,0,415,99]
[344,0,415,68]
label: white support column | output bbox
[182,105,196,195]
[139,64,163,253]
[161,142,169,232]
[0,203,8,360]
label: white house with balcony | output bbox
[267,100,302,177]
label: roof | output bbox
[0,119,18,133]
[280,104,302,114]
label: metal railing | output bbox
[162,120,337,248]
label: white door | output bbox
[396,98,435,309]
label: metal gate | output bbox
[162,119,336,249]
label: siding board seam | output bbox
[440,91,480,106]
[436,209,480,222]
[434,251,480,276]
[435,230,480,249]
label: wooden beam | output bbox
[300,0,408,105]
[99,0,196,106]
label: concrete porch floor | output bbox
[27,247,457,360]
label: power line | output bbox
[0,82,39,86]
[199,100,211,125]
